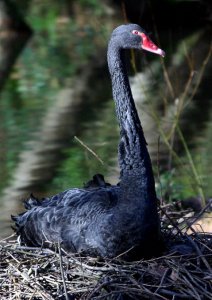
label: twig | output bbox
[185,201,211,232]
[74,136,104,165]
[154,267,170,294]
[185,236,212,273]
[176,125,205,205]
[58,243,69,300]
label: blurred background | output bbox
[0,0,211,237]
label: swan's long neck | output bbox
[107,44,156,196]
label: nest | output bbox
[0,202,212,300]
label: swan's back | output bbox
[13,180,123,257]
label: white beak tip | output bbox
[157,48,165,57]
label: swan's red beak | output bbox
[140,33,165,57]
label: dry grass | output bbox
[0,203,211,300]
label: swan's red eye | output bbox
[132,30,139,35]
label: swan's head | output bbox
[111,24,165,57]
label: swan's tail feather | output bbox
[11,215,20,234]
[24,194,41,209]
[11,214,18,222]
[84,174,111,189]
[11,211,38,247]
[11,215,22,237]
[11,194,41,240]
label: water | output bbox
[0,5,211,238]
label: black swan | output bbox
[12,24,165,259]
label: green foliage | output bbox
[156,167,202,202]
[78,0,104,14]
[150,29,211,203]
[51,101,118,192]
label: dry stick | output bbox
[197,235,212,253]
[9,262,54,300]
[74,136,104,165]
[1,232,212,299]
[181,274,202,300]
[166,263,194,298]
[167,130,175,173]
[10,249,47,258]
[170,39,196,132]
[183,40,194,71]
[156,135,165,206]
[0,233,16,242]
[176,126,205,205]
[91,289,142,300]
[159,205,185,238]
[58,243,69,300]
[160,58,175,99]
[183,267,212,298]
[176,215,212,268]
[167,42,212,196]
[184,201,211,233]
[159,43,211,197]
[181,265,205,299]
[86,280,110,300]
[68,256,112,272]
[125,272,168,300]
[152,111,184,168]
[8,251,20,264]
[137,286,167,300]
[16,283,51,300]
[168,69,195,141]
[186,235,212,273]
[166,68,194,175]
[113,246,135,260]
[160,289,192,299]
[154,267,170,295]
[177,70,194,110]
[166,39,211,142]
[153,108,205,200]
[167,40,209,175]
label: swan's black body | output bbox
[12,24,165,259]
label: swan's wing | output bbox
[12,185,120,252]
